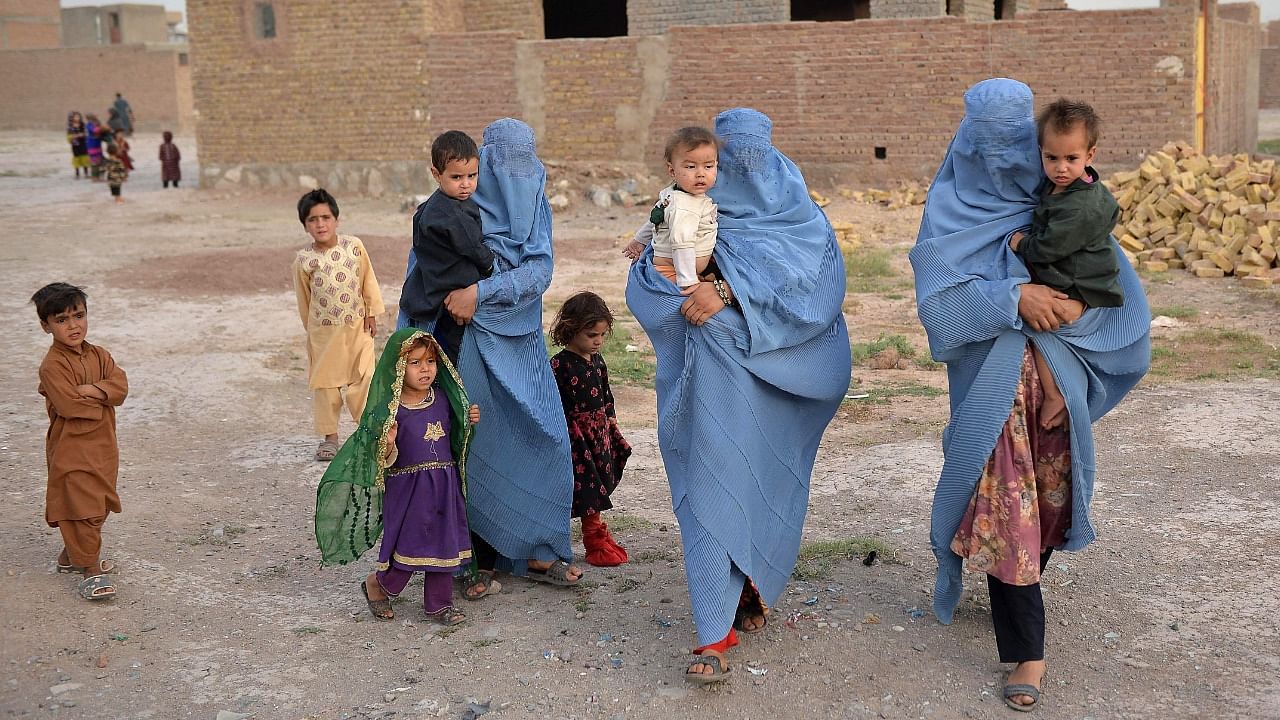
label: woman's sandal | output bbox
[462,571,502,601]
[58,558,116,574]
[77,574,116,601]
[315,441,339,462]
[426,605,466,626]
[526,560,581,587]
[1002,683,1041,712]
[684,654,731,685]
[733,606,767,634]
[360,580,394,621]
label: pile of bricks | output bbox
[838,181,929,210]
[1106,143,1278,289]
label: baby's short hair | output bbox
[31,282,87,322]
[664,126,721,163]
[1037,99,1101,149]
[105,143,118,158]
[431,130,479,173]
[297,188,339,225]
[550,291,614,347]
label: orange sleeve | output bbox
[39,356,103,420]
[92,347,129,407]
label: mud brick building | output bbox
[188,0,1260,193]
[1260,19,1280,108]
[0,0,193,132]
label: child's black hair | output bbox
[431,130,479,173]
[297,188,339,225]
[1037,98,1102,149]
[31,282,87,322]
[550,291,614,347]
[664,126,721,163]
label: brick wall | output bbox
[1261,48,1280,108]
[189,0,430,166]
[1217,2,1257,24]
[423,31,522,142]
[949,0,994,21]
[463,0,543,37]
[1209,14,1258,151]
[1267,19,1280,46]
[0,0,58,49]
[0,45,192,131]
[871,0,945,19]
[629,0,785,35]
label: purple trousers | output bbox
[377,567,454,614]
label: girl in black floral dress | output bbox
[549,291,632,566]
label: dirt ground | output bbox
[1,129,1279,720]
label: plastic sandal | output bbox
[462,571,502,601]
[526,560,581,586]
[685,654,731,684]
[360,580,394,621]
[77,574,116,601]
[58,558,115,574]
[426,606,466,626]
[1003,683,1041,712]
[315,441,338,462]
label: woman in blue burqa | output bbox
[433,118,581,592]
[627,108,851,683]
[910,78,1149,711]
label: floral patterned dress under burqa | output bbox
[550,350,631,518]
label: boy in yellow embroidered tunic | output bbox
[292,189,385,461]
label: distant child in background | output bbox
[67,112,89,179]
[549,291,632,567]
[1008,98,1123,430]
[85,114,105,181]
[291,189,385,461]
[623,127,721,289]
[398,130,494,361]
[32,282,129,601]
[112,130,134,172]
[104,144,128,204]
[159,131,181,188]
[315,330,482,626]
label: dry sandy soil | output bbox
[1,130,1278,720]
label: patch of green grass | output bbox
[571,512,653,542]
[850,334,916,365]
[844,247,900,293]
[0,169,20,177]
[292,627,325,636]
[1150,305,1198,320]
[1258,139,1280,156]
[472,638,502,648]
[574,598,592,613]
[792,537,895,581]
[1148,328,1280,382]
[613,577,642,594]
[630,547,678,564]
[860,383,947,405]
[546,316,655,388]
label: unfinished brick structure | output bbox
[1260,19,1280,108]
[0,0,193,132]
[188,0,1260,193]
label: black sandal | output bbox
[685,654,731,684]
[360,580,394,621]
[462,571,502,601]
[426,605,466,626]
[526,560,581,586]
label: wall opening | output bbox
[108,12,121,44]
[994,0,1007,19]
[792,0,868,21]
[543,0,627,38]
[253,2,277,39]
[874,146,887,159]
[178,52,189,65]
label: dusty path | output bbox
[1,131,1278,719]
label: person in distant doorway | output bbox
[159,131,181,188]
[112,93,134,135]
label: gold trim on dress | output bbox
[387,549,472,568]
[385,459,456,477]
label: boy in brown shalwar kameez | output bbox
[33,283,128,601]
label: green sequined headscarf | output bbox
[314,329,473,566]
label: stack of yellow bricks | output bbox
[1106,142,1278,289]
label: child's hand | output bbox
[76,384,106,401]
[622,240,645,262]
[364,315,377,337]
[1009,231,1024,251]
[385,420,399,445]
[468,404,481,424]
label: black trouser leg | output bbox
[470,532,497,571]
[987,550,1054,663]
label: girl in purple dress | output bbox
[549,291,632,567]
[314,329,482,626]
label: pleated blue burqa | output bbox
[458,118,574,564]
[626,108,852,645]
[909,79,1151,625]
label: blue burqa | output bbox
[910,79,1151,625]
[455,118,573,564]
[626,108,851,644]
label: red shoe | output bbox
[582,513,628,567]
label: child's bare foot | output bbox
[361,572,394,621]
[1039,391,1068,430]
[1004,659,1045,709]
